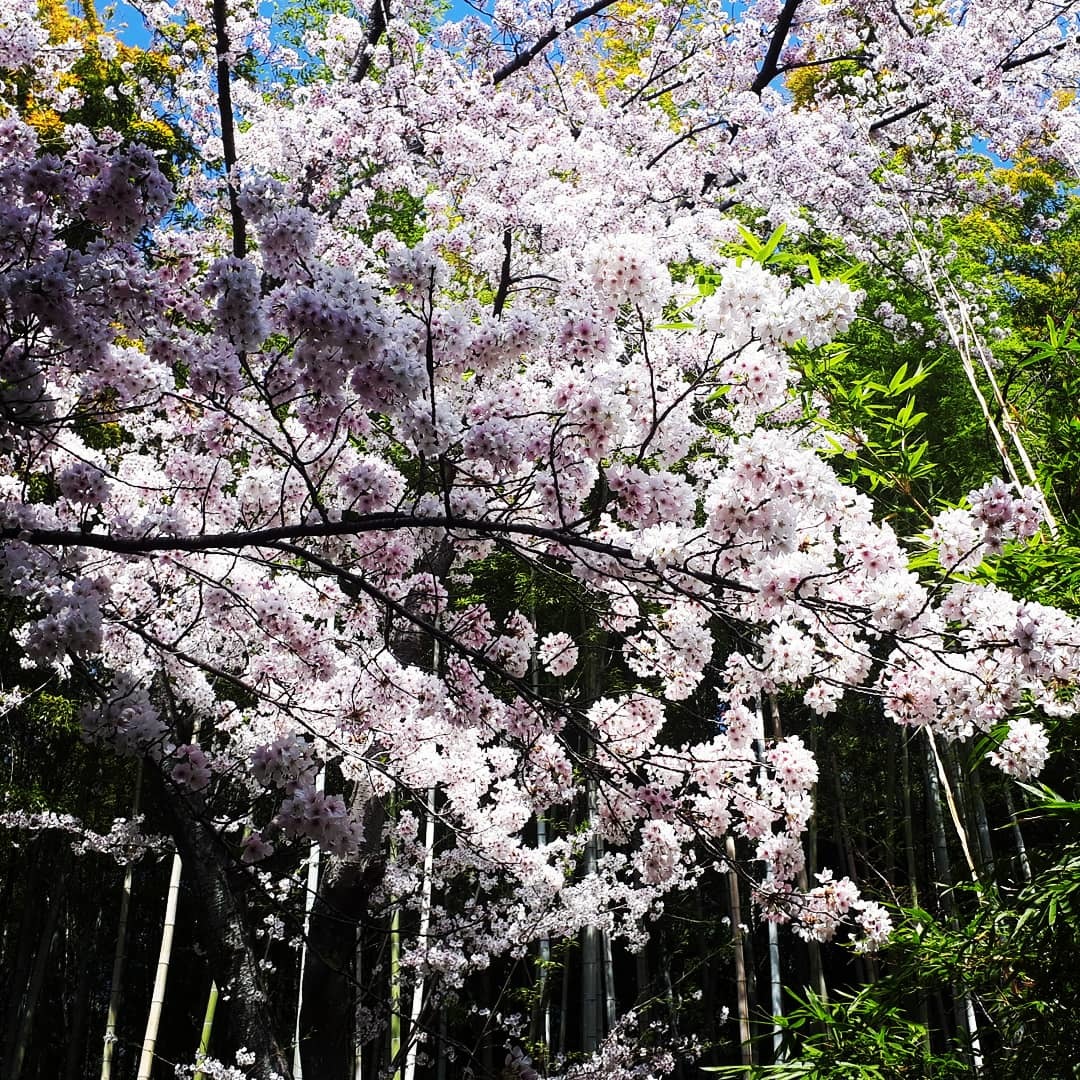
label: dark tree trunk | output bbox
[299,798,385,1079]
[160,776,292,1079]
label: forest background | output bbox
[4,0,1080,1078]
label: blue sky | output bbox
[104,1,151,45]
[104,0,482,48]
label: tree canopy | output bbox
[4,0,1080,1076]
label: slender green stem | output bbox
[193,983,220,1080]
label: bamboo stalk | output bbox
[6,869,68,1080]
[354,927,365,1080]
[64,915,97,1080]
[965,757,995,879]
[581,630,603,1053]
[1003,787,1032,883]
[601,922,617,1031]
[404,633,442,1080]
[725,833,753,1067]
[927,731,981,890]
[531,813,553,1053]
[101,760,142,1080]
[893,193,1058,535]
[193,983,220,1080]
[529,592,553,1055]
[403,787,436,1080]
[136,851,183,1080]
[804,721,827,1003]
[901,734,919,907]
[390,899,402,1079]
[924,739,984,1073]
[292,767,326,1079]
[760,702,783,1060]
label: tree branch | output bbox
[1,512,756,596]
[869,25,1072,135]
[492,229,513,316]
[492,0,619,85]
[1,514,645,561]
[212,0,246,258]
[751,0,803,94]
[647,116,731,170]
[353,0,390,83]
[1001,35,1073,72]
[868,98,928,134]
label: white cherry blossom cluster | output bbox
[987,714,1051,780]
[701,259,862,349]
[0,0,47,69]
[0,810,168,864]
[787,869,894,951]
[175,1057,256,1080]
[203,256,268,352]
[929,477,1044,571]
[537,631,579,677]
[584,234,674,317]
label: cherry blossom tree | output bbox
[4,0,1080,1075]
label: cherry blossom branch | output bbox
[751,0,804,94]
[646,116,732,170]
[353,0,391,82]
[212,0,245,258]
[0,514,657,563]
[492,229,513,316]
[491,0,619,85]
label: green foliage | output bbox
[273,0,357,84]
[802,353,936,526]
[993,522,1080,610]
[748,825,1080,1080]
[704,983,967,1079]
[945,164,1080,519]
[1005,314,1080,519]
[366,188,427,248]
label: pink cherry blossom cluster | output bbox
[250,734,319,789]
[255,206,319,280]
[80,678,167,754]
[537,631,579,677]
[83,144,173,240]
[273,785,364,857]
[607,465,695,528]
[785,869,894,952]
[171,743,212,791]
[929,477,1044,571]
[20,576,108,662]
[58,462,111,506]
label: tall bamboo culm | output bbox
[101,760,142,1080]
